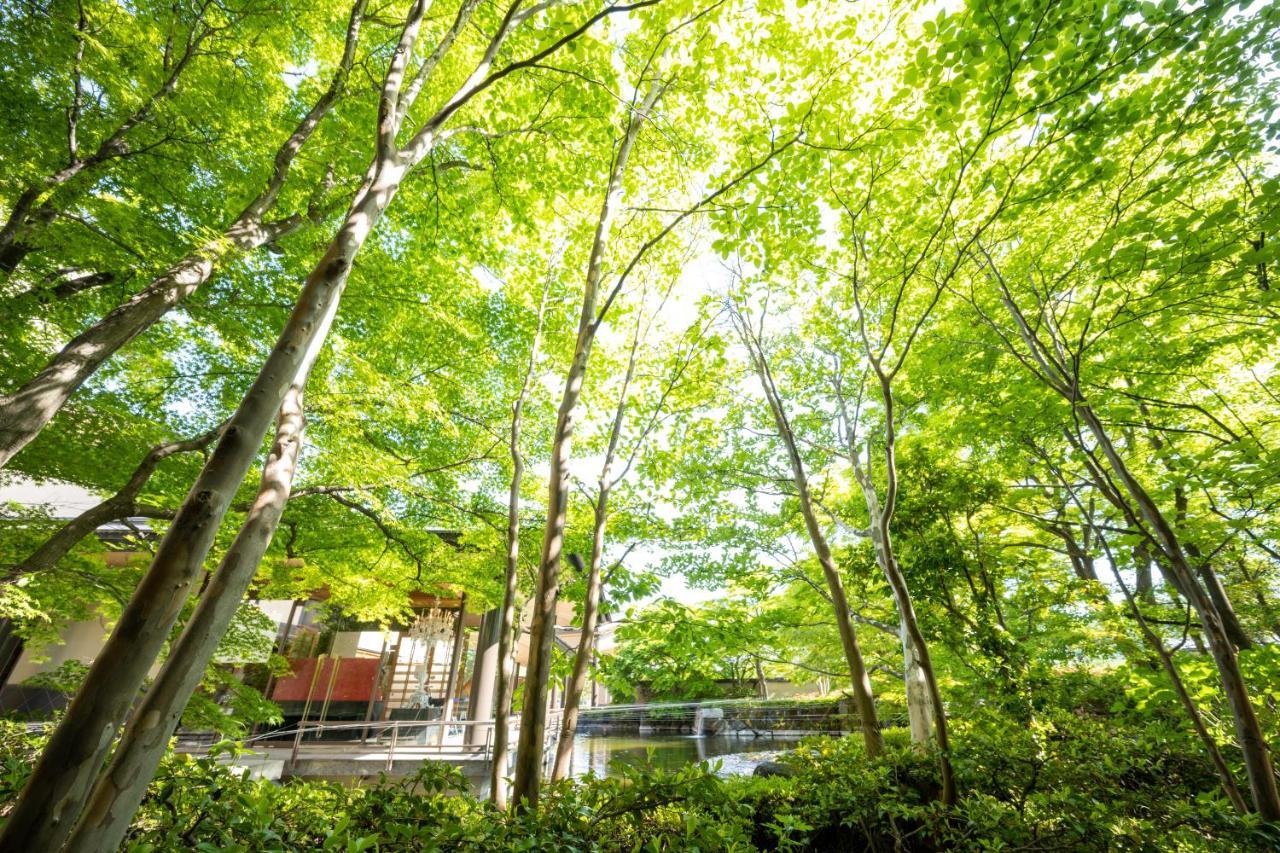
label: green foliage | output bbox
[5,683,1276,851]
[1,0,1277,844]
[20,659,88,695]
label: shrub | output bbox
[1,703,1274,851]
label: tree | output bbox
[728,298,885,757]
[0,1,657,845]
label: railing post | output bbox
[386,722,399,773]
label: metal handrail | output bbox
[223,715,565,769]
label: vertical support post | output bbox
[317,656,341,731]
[362,634,389,743]
[386,723,399,773]
[292,653,326,763]
[466,608,501,746]
[440,595,468,744]
[381,634,402,721]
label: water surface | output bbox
[564,732,804,780]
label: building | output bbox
[0,478,613,739]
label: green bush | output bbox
[1,703,1275,852]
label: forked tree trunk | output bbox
[1086,522,1250,814]
[64,355,313,853]
[848,467,935,743]
[511,80,662,810]
[846,437,954,804]
[836,286,956,800]
[551,314,642,782]
[0,2,436,844]
[0,160,379,849]
[733,311,883,757]
[0,0,368,471]
[986,262,1280,820]
[755,658,769,699]
[1076,405,1280,820]
[550,512,606,781]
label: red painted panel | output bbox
[271,657,379,702]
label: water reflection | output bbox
[566,733,803,780]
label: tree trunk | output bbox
[1133,540,1155,602]
[1089,525,1250,815]
[0,153,386,847]
[1076,405,1280,820]
[755,658,769,700]
[1188,541,1252,652]
[899,613,934,743]
[62,355,312,853]
[1139,400,1252,650]
[442,595,468,724]
[510,349,585,808]
[988,266,1280,820]
[491,281,549,808]
[733,310,883,757]
[854,461,954,803]
[511,79,662,810]
[551,526,605,781]
[0,0,368,471]
[552,310,642,783]
[0,3,425,838]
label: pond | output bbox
[561,732,807,780]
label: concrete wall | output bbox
[6,599,313,685]
[7,614,111,683]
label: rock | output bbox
[752,760,796,778]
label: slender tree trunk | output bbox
[852,459,955,803]
[851,472,935,742]
[551,312,642,782]
[1188,540,1252,652]
[511,80,663,810]
[1086,525,1250,814]
[1076,405,1280,819]
[1059,527,1099,582]
[442,595,468,723]
[63,353,313,853]
[551,513,606,781]
[733,310,883,756]
[5,422,222,581]
[510,340,587,808]
[492,282,550,808]
[755,658,769,699]
[0,0,368,471]
[1133,541,1155,602]
[0,168,374,849]
[1134,395,1253,649]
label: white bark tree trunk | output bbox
[64,350,314,853]
[491,282,549,808]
